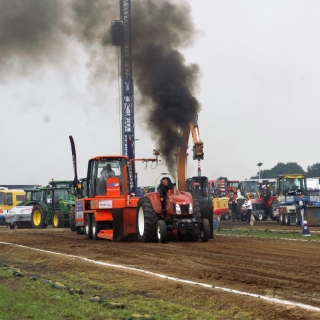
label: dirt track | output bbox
[1,220,320,319]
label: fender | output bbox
[144,192,162,214]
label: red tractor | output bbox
[137,178,211,243]
[70,137,211,243]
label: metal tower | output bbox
[112,0,135,191]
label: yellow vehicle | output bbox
[0,188,25,224]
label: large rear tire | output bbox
[52,210,65,228]
[136,197,159,243]
[31,205,47,229]
[157,220,167,244]
[200,219,210,242]
[85,214,92,239]
[69,206,77,231]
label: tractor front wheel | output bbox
[136,197,159,243]
[157,220,167,244]
[285,214,290,226]
[255,212,264,221]
[186,199,201,241]
[52,210,65,228]
[31,205,47,229]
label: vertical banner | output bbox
[69,135,78,188]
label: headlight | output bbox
[286,196,294,202]
[189,203,193,214]
[175,204,181,214]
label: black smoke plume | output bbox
[132,0,201,173]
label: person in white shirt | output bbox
[243,193,253,224]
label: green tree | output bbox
[306,163,320,177]
[251,162,306,179]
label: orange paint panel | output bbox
[94,210,113,221]
[123,207,137,236]
[91,200,98,209]
[97,229,113,240]
[112,199,126,207]
[106,177,121,197]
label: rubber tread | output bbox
[137,197,159,243]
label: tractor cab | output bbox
[86,156,129,198]
[186,176,210,205]
[238,180,259,198]
[277,174,313,205]
[277,174,306,196]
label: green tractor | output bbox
[23,181,76,229]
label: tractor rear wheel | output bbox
[52,210,65,228]
[157,220,167,243]
[136,197,159,243]
[85,214,93,239]
[200,219,210,242]
[69,206,77,231]
[31,205,47,229]
[92,214,102,240]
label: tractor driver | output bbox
[159,177,173,216]
[99,163,115,194]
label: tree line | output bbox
[251,162,320,179]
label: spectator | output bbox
[299,193,307,224]
[261,189,270,218]
[229,195,238,222]
[243,193,253,225]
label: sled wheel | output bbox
[85,214,93,239]
[92,215,102,240]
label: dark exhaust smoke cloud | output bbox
[0,0,68,75]
[132,0,201,173]
[0,0,201,173]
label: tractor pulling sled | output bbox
[69,136,211,243]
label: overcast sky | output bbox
[1,0,320,186]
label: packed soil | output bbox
[1,220,320,319]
